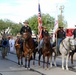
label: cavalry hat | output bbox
[42,26,47,29]
[75,25,76,27]
[59,26,64,28]
[23,20,29,24]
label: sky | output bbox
[0,0,76,28]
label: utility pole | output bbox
[59,5,64,17]
[59,5,64,26]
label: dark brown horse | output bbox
[38,34,56,69]
[15,38,24,65]
[69,45,76,65]
[15,30,37,68]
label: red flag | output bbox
[38,2,42,39]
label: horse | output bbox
[22,30,36,68]
[59,37,75,70]
[38,34,56,69]
[14,38,23,65]
[69,42,76,65]
[15,30,38,68]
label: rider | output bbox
[56,26,66,55]
[72,25,76,47]
[19,20,32,52]
[38,26,50,50]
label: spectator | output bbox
[72,25,76,45]
[9,35,15,53]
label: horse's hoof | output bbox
[21,62,23,65]
[62,67,65,70]
[50,65,52,68]
[66,68,69,70]
[25,65,27,68]
[18,63,20,65]
[28,68,30,70]
[49,67,52,70]
[45,67,48,70]
[54,64,57,67]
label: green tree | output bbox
[58,15,67,28]
[27,14,54,34]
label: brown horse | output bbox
[15,34,38,68]
[38,34,56,69]
[22,31,35,68]
[69,45,76,65]
[14,38,24,65]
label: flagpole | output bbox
[53,5,58,55]
[37,0,42,51]
[56,5,58,55]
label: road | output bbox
[0,50,76,75]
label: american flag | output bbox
[38,2,42,39]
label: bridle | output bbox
[61,38,72,51]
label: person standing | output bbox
[9,35,15,53]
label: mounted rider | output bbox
[38,26,50,50]
[19,20,32,52]
[56,26,66,55]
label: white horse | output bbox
[59,37,75,70]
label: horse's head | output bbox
[22,29,31,41]
[69,37,75,50]
[43,32,50,44]
[43,34,50,44]
[64,37,75,50]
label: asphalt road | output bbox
[0,50,76,75]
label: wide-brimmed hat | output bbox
[42,26,46,29]
[23,20,29,24]
[59,26,64,28]
[75,25,76,27]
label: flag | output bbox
[38,2,42,39]
[53,8,58,42]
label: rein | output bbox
[62,41,68,51]
[61,38,71,51]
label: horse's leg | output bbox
[38,51,42,66]
[28,54,32,69]
[21,55,23,65]
[17,56,20,65]
[20,52,23,65]
[70,52,74,65]
[53,51,57,66]
[62,54,65,70]
[66,54,69,70]
[43,55,45,68]
[70,50,75,65]
[47,56,49,68]
[33,51,36,65]
[50,55,52,68]
[28,58,31,69]
[25,56,27,68]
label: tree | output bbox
[0,19,22,35]
[58,15,67,28]
[27,14,54,34]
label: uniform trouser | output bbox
[57,38,62,55]
[38,38,52,50]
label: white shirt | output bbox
[9,38,15,52]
